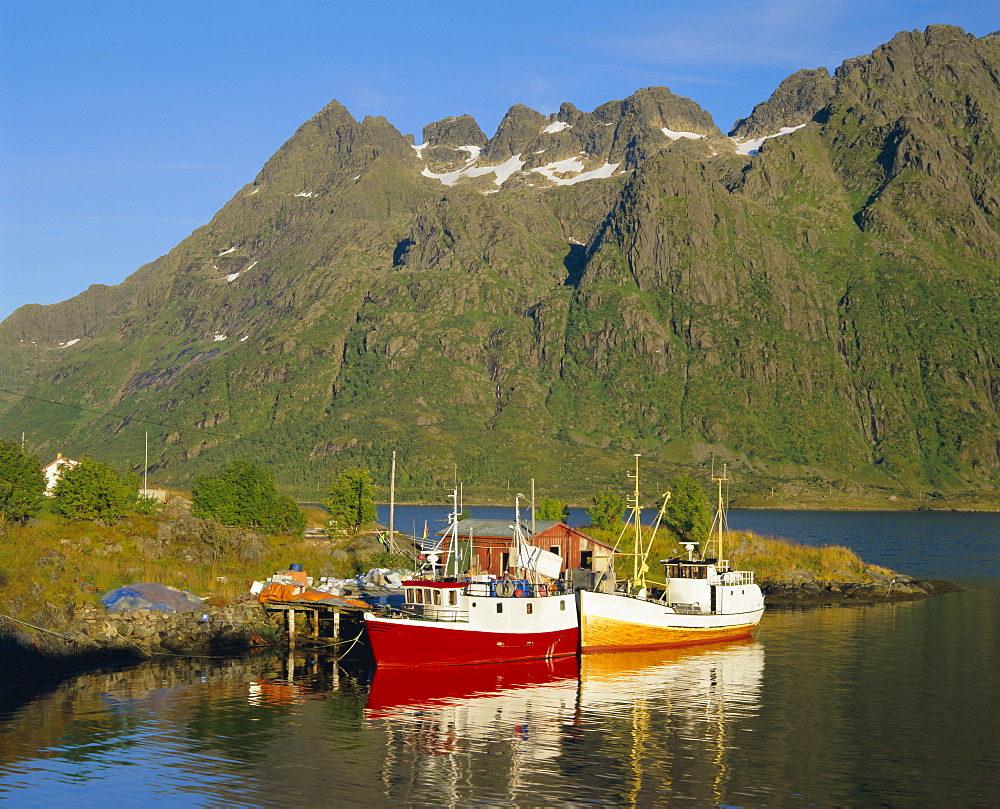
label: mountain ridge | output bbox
[2,24,998,503]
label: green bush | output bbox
[587,490,626,530]
[191,459,305,534]
[536,496,569,522]
[325,467,377,533]
[0,439,46,525]
[52,458,134,524]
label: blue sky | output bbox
[1,1,996,322]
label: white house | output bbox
[41,453,79,494]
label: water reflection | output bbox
[362,641,764,805]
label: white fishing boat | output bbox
[364,492,579,667]
[578,458,764,653]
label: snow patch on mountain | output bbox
[733,123,807,155]
[542,121,570,134]
[661,127,704,140]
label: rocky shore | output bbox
[0,598,279,693]
[760,569,956,605]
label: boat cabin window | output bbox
[448,590,458,606]
[666,562,708,579]
[412,589,423,604]
[432,590,442,606]
[425,589,435,604]
[526,603,533,614]
[496,603,503,614]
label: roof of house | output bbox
[42,455,79,472]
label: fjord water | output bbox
[1,512,997,806]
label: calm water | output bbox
[1,511,997,807]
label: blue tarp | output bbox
[101,583,203,613]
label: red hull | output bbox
[365,617,579,667]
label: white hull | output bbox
[578,587,764,652]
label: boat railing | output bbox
[710,570,756,586]
[464,580,569,598]
[392,604,470,622]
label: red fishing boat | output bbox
[364,493,579,667]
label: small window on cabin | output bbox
[560,600,566,611]
[580,551,593,570]
[526,603,533,614]
[414,589,423,604]
[424,589,433,603]
[433,590,442,606]
[449,591,458,606]
[496,603,503,614]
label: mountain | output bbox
[2,24,999,503]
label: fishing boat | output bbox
[363,492,579,667]
[577,457,764,653]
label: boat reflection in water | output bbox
[364,640,764,804]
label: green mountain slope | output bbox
[2,25,998,503]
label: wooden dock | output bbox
[262,599,368,651]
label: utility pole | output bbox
[389,451,396,553]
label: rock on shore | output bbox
[761,568,952,605]
[1,598,280,692]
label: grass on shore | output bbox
[0,517,368,627]
[586,523,892,584]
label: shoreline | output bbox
[2,576,959,697]
[760,577,959,606]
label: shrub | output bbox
[587,490,626,530]
[0,439,46,525]
[52,458,134,524]
[325,467,377,533]
[191,459,305,534]
[536,496,569,522]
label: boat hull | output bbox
[578,589,764,653]
[365,592,580,666]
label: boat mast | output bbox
[711,463,729,562]
[629,454,641,592]
[514,492,528,580]
[442,488,459,577]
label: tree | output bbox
[662,474,712,546]
[52,458,134,524]
[325,467,377,533]
[536,496,569,522]
[191,459,304,534]
[587,490,626,531]
[0,439,46,525]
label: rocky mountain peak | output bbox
[422,114,487,149]
[729,68,835,139]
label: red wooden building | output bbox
[436,519,613,579]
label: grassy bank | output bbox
[0,516,381,628]
[587,524,894,585]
